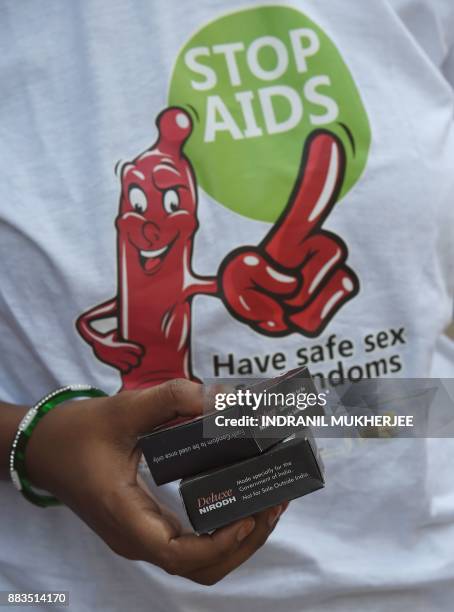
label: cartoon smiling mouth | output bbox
[138,236,177,274]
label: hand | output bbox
[25,379,286,585]
[91,331,144,373]
[219,130,359,337]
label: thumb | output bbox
[119,379,204,436]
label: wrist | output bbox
[24,402,65,491]
[0,403,28,480]
[10,385,107,506]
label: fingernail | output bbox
[236,518,255,542]
[268,505,282,527]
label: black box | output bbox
[179,435,324,534]
[139,367,321,485]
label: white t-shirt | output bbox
[1,1,454,610]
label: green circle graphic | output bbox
[169,5,371,222]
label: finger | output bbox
[263,131,346,268]
[119,379,204,435]
[118,340,145,355]
[203,382,238,414]
[223,249,298,297]
[126,342,145,357]
[117,360,133,373]
[285,231,348,305]
[136,473,183,533]
[289,265,359,335]
[110,483,256,575]
[124,342,145,355]
[122,351,142,367]
[186,505,283,585]
[165,517,256,572]
[238,289,287,331]
[221,250,297,333]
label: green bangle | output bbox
[9,384,108,508]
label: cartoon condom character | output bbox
[77,107,358,390]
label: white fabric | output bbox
[1,1,454,611]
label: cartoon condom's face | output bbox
[116,108,198,275]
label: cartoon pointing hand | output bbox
[219,131,359,337]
